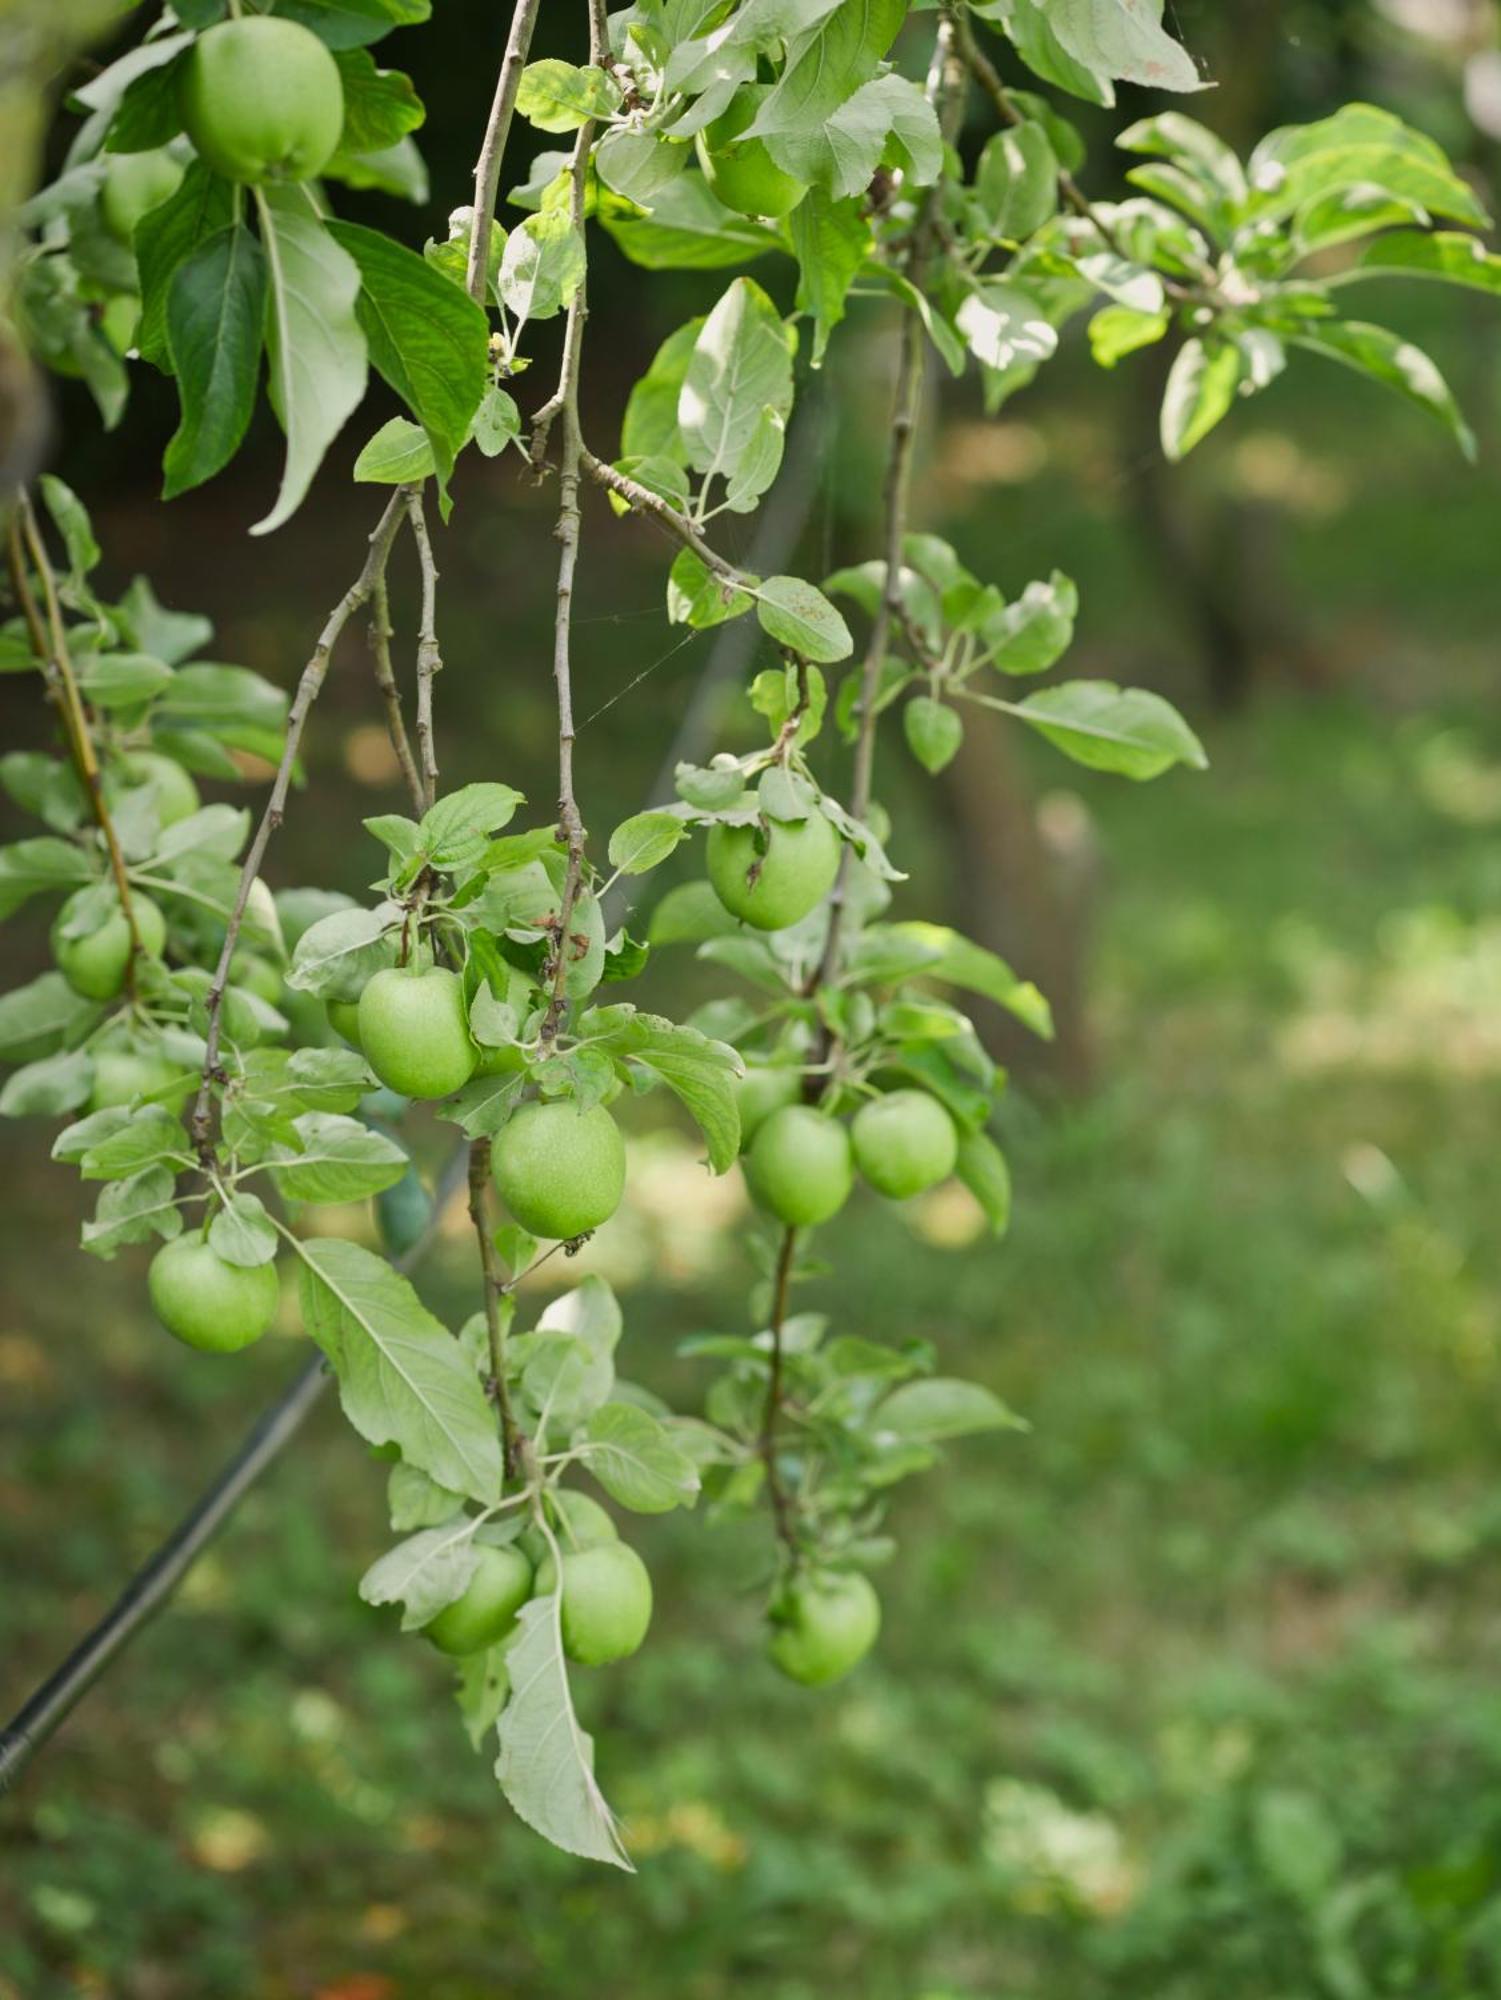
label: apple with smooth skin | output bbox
[535,1541,653,1667]
[491,1099,626,1239]
[695,84,810,219]
[357,965,477,1100]
[147,1233,280,1353]
[52,890,166,1001]
[851,1089,958,1199]
[768,1571,881,1686]
[180,17,345,184]
[744,1104,853,1227]
[424,1544,535,1657]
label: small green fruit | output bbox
[520,1489,619,1568]
[734,1063,803,1148]
[768,1571,881,1686]
[180,17,345,184]
[491,1099,626,1240]
[851,1089,958,1199]
[357,966,477,1100]
[707,813,841,932]
[536,1541,653,1666]
[424,1544,534,1657]
[695,84,810,219]
[52,890,167,1000]
[147,1233,280,1353]
[745,1105,852,1227]
[326,998,363,1048]
[100,149,185,243]
[122,750,200,827]
[89,1048,191,1114]
[229,951,283,1006]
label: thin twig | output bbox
[813,21,962,994]
[578,449,749,593]
[7,497,145,986]
[467,1138,521,1475]
[465,0,545,304]
[404,486,443,812]
[538,3,609,1046]
[758,1225,801,1560]
[367,571,425,816]
[188,491,410,1161]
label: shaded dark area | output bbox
[5,2,1501,1994]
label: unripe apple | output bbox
[734,1063,803,1147]
[89,1047,191,1114]
[768,1571,881,1686]
[52,890,167,1001]
[425,1543,534,1657]
[851,1089,958,1199]
[122,749,200,827]
[357,966,477,1100]
[519,1489,618,1568]
[147,1232,280,1353]
[707,812,841,931]
[100,149,185,243]
[744,1105,852,1227]
[695,84,810,219]
[326,998,363,1048]
[534,1541,653,1666]
[491,1099,626,1240]
[180,17,345,185]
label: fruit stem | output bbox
[6,493,147,996]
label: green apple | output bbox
[851,1089,958,1199]
[180,17,345,184]
[744,1105,853,1227]
[357,966,477,1100]
[147,1232,280,1353]
[52,890,166,1000]
[424,1543,534,1657]
[491,1099,626,1239]
[89,1047,192,1113]
[695,84,810,219]
[100,149,185,243]
[768,1571,881,1686]
[707,812,841,931]
[535,1541,653,1667]
[734,1063,803,1147]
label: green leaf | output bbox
[417,783,526,874]
[1160,336,1242,460]
[879,920,1054,1040]
[1006,680,1208,780]
[332,48,425,154]
[77,651,174,708]
[353,416,436,484]
[678,277,796,489]
[0,972,98,1058]
[956,283,1059,373]
[584,1007,741,1171]
[38,476,99,582]
[602,176,777,270]
[209,1191,279,1267]
[297,1236,503,1503]
[495,1593,631,1870]
[252,187,368,535]
[0,1048,94,1119]
[904,696,963,775]
[136,163,235,372]
[1339,229,1501,295]
[976,122,1061,240]
[594,130,689,207]
[582,1402,701,1513]
[388,1461,464,1531]
[517,59,621,132]
[666,548,755,629]
[992,0,1116,106]
[765,70,941,198]
[1088,303,1169,367]
[0,837,94,918]
[985,571,1078,676]
[621,316,702,461]
[955,1128,1012,1236]
[647,880,738,947]
[1248,104,1489,232]
[287,903,398,1000]
[607,811,688,876]
[748,0,906,147]
[874,1376,1027,1444]
[272,1112,409,1203]
[788,191,871,366]
[359,1519,481,1632]
[162,224,267,500]
[272,0,431,49]
[81,1164,183,1258]
[754,576,852,663]
[1047,0,1202,94]
[78,1106,191,1181]
[1290,319,1475,460]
